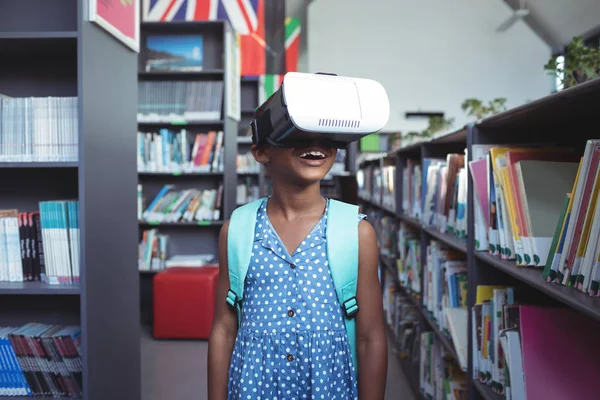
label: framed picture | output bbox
[145,34,204,72]
[87,0,140,53]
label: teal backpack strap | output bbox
[326,199,360,370]
[226,198,266,325]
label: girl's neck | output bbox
[268,180,324,221]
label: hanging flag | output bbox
[285,17,301,72]
[143,0,219,21]
[258,74,284,104]
[238,0,265,76]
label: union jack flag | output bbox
[143,0,259,35]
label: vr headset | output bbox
[250,72,390,149]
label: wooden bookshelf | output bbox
[0,0,140,398]
[358,76,600,400]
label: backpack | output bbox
[225,197,360,368]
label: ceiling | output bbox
[285,0,309,19]
[503,0,600,51]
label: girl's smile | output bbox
[292,145,333,168]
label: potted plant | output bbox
[461,97,507,121]
[544,36,600,88]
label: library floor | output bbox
[141,326,416,399]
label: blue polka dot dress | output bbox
[227,198,366,400]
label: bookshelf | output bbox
[0,0,139,399]
[358,77,600,400]
[136,20,239,324]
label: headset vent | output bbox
[318,118,360,128]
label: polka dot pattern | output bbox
[227,198,365,399]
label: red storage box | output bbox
[153,266,219,339]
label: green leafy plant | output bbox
[403,116,454,142]
[461,97,507,120]
[421,116,454,138]
[544,36,600,88]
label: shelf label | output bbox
[171,120,187,125]
[197,220,210,226]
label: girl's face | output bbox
[251,140,338,185]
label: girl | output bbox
[208,137,388,399]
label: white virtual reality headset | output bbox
[250,72,390,148]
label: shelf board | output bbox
[0,281,80,295]
[478,77,600,131]
[472,380,504,400]
[421,308,462,367]
[423,226,467,253]
[138,171,223,177]
[139,220,224,227]
[137,120,224,126]
[380,255,422,310]
[0,161,78,168]
[475,251,600,322]
[0,31,78,39]
[139,270,159,275]
[398,213,422,229]
[139,69,224,78]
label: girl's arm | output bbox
[356,220,388,399]
[208,221,239,400]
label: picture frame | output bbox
[87,0,140,53]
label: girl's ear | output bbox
[250,144,270,165]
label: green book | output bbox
[543,193,570,281]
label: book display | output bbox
[136,21,240,324]
[358,77,600,400]
[0,0,140,398]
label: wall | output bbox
[307,0,554,133]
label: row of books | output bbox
[138,184,223,223]
[0,96,78,162]
[472,284,600,399]
[237,180,260,205]
[402,159,422,219]
[382,269,421,367]
[420,331,467,400]
[139,228,167,271]
[0,323,82,398]
[422,154,467,237]
[357,164,382,204]
[397,223,421,295]
[237,152,260,174]
[137,81,223,123]
[423,240,468,371]
[0,201,79,285]
[471,141,600,296]
[367,211,398,258]
[137,228,215,271]
[381,165,396,211]
[137,129,224,174]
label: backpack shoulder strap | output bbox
[226,198,267,323]
[326,199,360,369]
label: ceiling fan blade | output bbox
[496,9,530,32]
[497,14,520,32]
